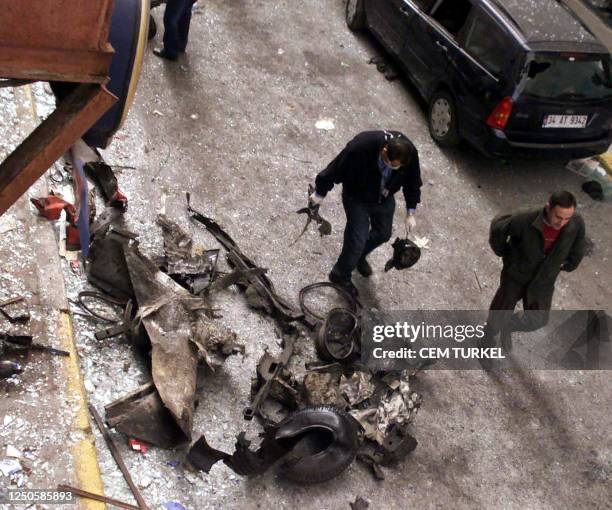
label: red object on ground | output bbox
[30,193,81,250]
[128,438,148,454]
[30,193,76,222]
[110,190,128,211]
[66,225,82,251]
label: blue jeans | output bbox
[163,0,197,57]
[331,194,395,281]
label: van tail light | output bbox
[486,97,513,130]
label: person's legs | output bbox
[483,271,525,343]
[510,291,553,332]
[178,0,197,52]
[361,196,395,258]
[331,195,370,282]
[497,289,552,352]
[161,0,190,59]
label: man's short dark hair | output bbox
[549,190,577,209]
[386,138,414,166]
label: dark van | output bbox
[347,0,612,158]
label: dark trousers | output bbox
[486,271,553,338]
[331,194,395,281]
[163,0,196,57]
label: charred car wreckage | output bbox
[6,153,424,494]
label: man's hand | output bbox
[405,211,416,232]
[309,192,323,208]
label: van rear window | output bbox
[523,54,612,101]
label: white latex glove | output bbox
[309,192,324,206]
[405,212,416,232]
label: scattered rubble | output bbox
[89,404,149,509]
[8,120,424,495]
[59,484,144,510]
[187,193,304,325]
[0,457,22,477]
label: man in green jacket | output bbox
[484,190,586,351]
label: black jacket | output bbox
[314,131,422,209]
[489,207,586,300]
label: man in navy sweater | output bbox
[311,130,423,295]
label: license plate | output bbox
[542,114,588,128]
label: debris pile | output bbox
[80,191,422,485]
[1,296,68,380]
[186,193,304,325]
[83,213,245,448]
[186,357,421,482]
[24,137,424,494]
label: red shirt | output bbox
[542,222,562,254]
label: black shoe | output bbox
[328,272,359,297]
[357,257,373,278]
[153,48,178,61]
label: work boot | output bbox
[356,256,373,278]
[328,271,359,297]
[153,48,178,61]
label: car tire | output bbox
[428,90,461,147]
[275,406,360,485]
[346,0,366,30]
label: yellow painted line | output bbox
[20,80,106,509]
[58,311,106,510]
[19,80,106,509]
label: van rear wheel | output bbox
[346,0,366,30]
[428,90,461,147]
